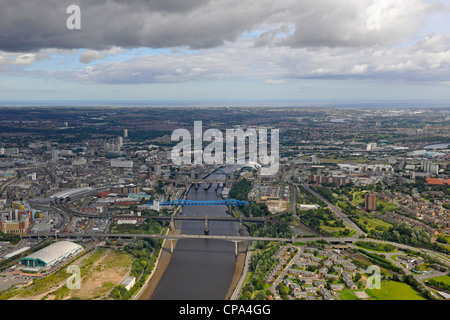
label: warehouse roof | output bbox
[20,241,83,265]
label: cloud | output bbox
[265,79,285,85]
[52,32,450,84]
[13,53,36,65]
[79,50,103,64]
[0,0,436,52]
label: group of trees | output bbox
[229,178,252,201]
[110,219,162,235]
[110,238,162,300]
[0,232,20,245]
[297,185,326,207]
[370,224,450,255]
[426,278,450,292]
[298,208,351,237]
[239,244,280,300]
[313,186,337,204]
[354,241,396,253]
[356,249,400,273]
[241,202,271,218]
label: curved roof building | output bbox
[19,241,83,269]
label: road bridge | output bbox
[20,233,450,266]
[147,199,251,207]
[22,232,293,256]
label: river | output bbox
[148,166,245,300]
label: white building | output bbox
[121,276,136,291]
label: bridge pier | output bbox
[204,215,209,235]
[231,240,243,257]
[169,218,175,231]
[239,216,243,235]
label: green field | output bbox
[353,215,392,232]
[339,291,359,300]
[365,281,426,300]
[427,275,450,285]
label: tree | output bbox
[254,290,267,300]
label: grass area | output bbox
[376,200,398,214]
[339,291,359,300]
[353,215,392,232]
[349,191,367,207]
[365,281,426,300]
[427,275,450,285]
[413,264,431,272]
[354,241,396,253]
[99,250,133,268]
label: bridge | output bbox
[113,214,278,234]
[147,199,251,207]
[22,232,293,256]
[20,232,450,267]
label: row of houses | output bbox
[264,246,297,284]
[276,246,361,299]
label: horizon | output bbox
[1,99,450,109]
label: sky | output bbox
[1,0,450,106]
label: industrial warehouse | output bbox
[19,241,84,272]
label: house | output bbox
[299,278,314,285]
[342,272,358,290]
[330,284,344,292]
[319,288,335,300]
[306,261,320,268]
[294,291,308,299]
[303,286,319,294]
[314,280,325,289]
[299,270,315,277]
[343,263,356,272]
[302,252,313,259]
[324,273,339,281]
[292,283,302,292]
[333,267,343,275]
[323,260,333,268]
[284,278,294,287]
[289,268,302,276]
[318,267,328,276]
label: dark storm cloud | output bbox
[0,0,433,52]
[0,0,258,52]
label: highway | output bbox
[22,232,292,243]
[20,232,450,268]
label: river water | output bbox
[150,166,243,300]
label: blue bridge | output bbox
[147,199,251,207]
